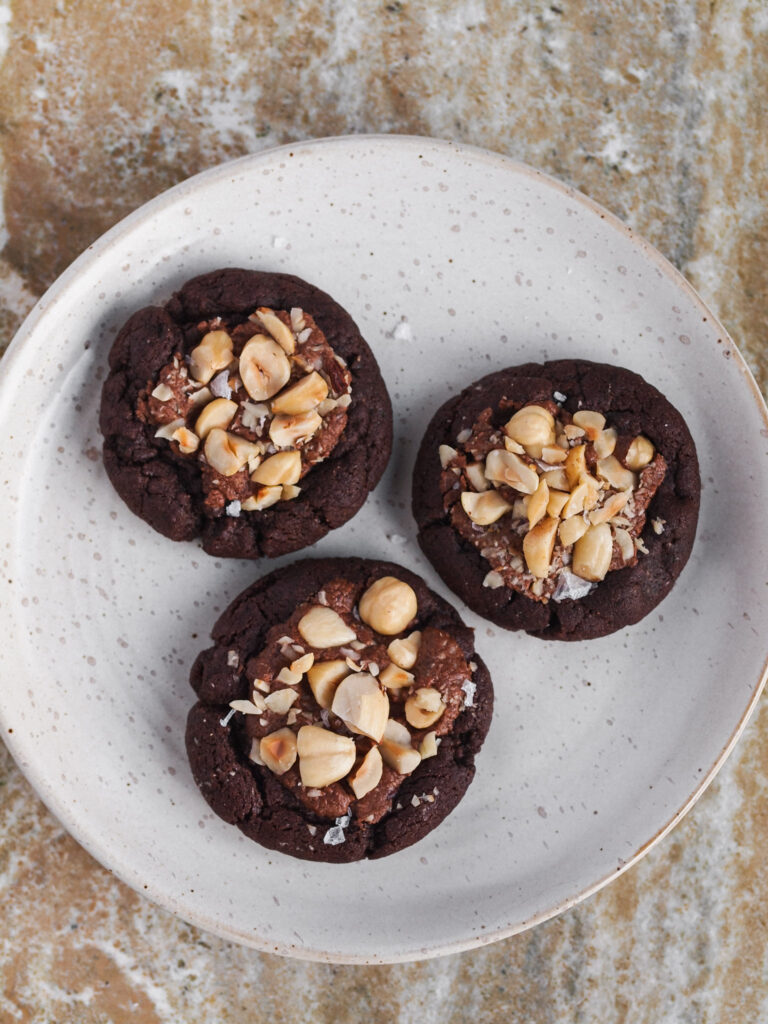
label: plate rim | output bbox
[2,132,767,963]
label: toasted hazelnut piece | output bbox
[522,515,559,578]
[485,448,539,495]
[572,523,613,581]
[358,576,418,636]
[625,435,655,470]
[171,426,199,454]
[593,427,618,459]
[331,672,389,742]
[504,405,555,451]
[271,371,329,415]
[254,307,296,355]
[405,687,446,729]
[264,688,299,713]
[439,444,458,468]
[275,666,303,687]
[547,489,569,518]
[461,490,513,526]
[249,738,265,765]
[188,385,213,412]
[151,382,174,401]
[281,483,302,501]
[541,467,569,492]
[307,659,349,708]
[541,445,567,464]
[465,462,489,492]
[260,728,298,775]
[565,444,587,488]
[558,515,589,547]
[596,455,638,491]
[154,418,185,440]
[527,477,550,529]
[240,335,291,401]
[204,429,260,476]
[241,486,282,511]
[349,746,383,799]
[562,478,595,518]
[613,526,636,562]
[269,410,322,448]
[189,330,234,384]
[419,731,438,759]
[379,719,422,775]
[194,397,238,439]
[251,449,302,486]
[572,410,606,440]
[379,663,415,690]
[589,489,631,526]
[387,630,422,670]
[297,725,356,787]
[563,423,586,440]
[290,652,315,675]
[298,605,357,649]
[504,436,526,455]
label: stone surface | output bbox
[1,0,767,1019]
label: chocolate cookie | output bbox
[412,360,700,641]
[186,558,493,862]
[100,268,392,558]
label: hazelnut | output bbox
[275,666,303,686]
[260,728,298,775]
[565,444,587,488]
[613,526,636,562]
[596,455,638,491]
[349,747,383,799]
[379,663,415,690]
[269,410,322,448]
[239,335,292,401]
[562,478,599,519]
[522,515,559,578]
[154,418,185,441]
[541,445,567,464]
[307,659,350,708]
[271,372,328,415]
[484,448,539,495]
[419,731,438,759]
[460,490,513,526]
[379,719,421,775]
[290,652,315,675]
[504,405,555,454]
[194,397,238,439]
[358,576,418,636]
[171,426,199,454]
[204,429,260,476]
[439,444,458,468]
[625,435,655,470]
[465,462,490,492]
[297,605,357,649]
[593,427,618,459]
[546,488,570,518]
[151,382,174,401]
[251,450,302,486]
[281,483,302,501]
[296,725,356,788]
[254,307,297,355]
[588,489,631,526]
[331,673,389,742]
[572,523,613,581]
[241,486,282,511]
[527,477,550,529]
[189,330,234,384]
[405,687,446,729]
[504,436,526,455]
[386,630,422,670]
[558,515,589,547]
[541,467,569,492]
[572,410,606,440]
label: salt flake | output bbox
[552,570,595,602]
[323,825,346,846]
[226,500,241,518]
[461,680,476,707]
[210,370,232,399]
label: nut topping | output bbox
[386,630,422,670]
[505,405,555,452]
[625,435,655,470]
[522,516,559,578]
[254,307,297,355]
[306,659,350,708]
[461,490,513,526]
[296,725,356,788]
[239,335,292,401]
[241,486,282,511]
[405,687,446,729]
[379,719,422,775]
[379,663,415,690]
[485,449,539,494]
[349,747,383,800]
[572,523,613,581]
[297,606,357,649]
[204,429,260,476]
[189,330,234,384]
[172,426,199,454]
[330,673,389,742]
[251,450,302,486]
[270,371,329,415]
[269,410,323,448]
[358,577,418,636]
[195,397,238,439]
[260,728,298,775]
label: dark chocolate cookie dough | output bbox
[186,557,493,862]
[412,360,700,641]
[100,268,392,558]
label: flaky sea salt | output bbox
[553,390,567,403]
[210,370,232,399]
[461,680,476,707]
[552,570,595,602]
[227,649,239,667]
[226,500,241,518]
[323,826,346,846]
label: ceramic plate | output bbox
[1,136,767,963]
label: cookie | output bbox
[186,557,493,862]
[412,359,700,640]
[100,268,392,558]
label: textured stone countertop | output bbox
[1,1,767,1020]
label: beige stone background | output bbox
[1,0,767,1020]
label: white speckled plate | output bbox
[1,136,767,963]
